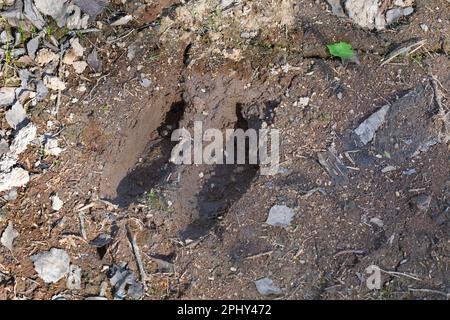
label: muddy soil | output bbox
[0,0,449,299]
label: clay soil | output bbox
[0,0,449,300]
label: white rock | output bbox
[0,123,37,173]
[50,194,64,211]
[1,221,19,251]
[70,38,85,57]
[345,0,385,30]
[35,48,58,66]
[72,61,87,74]
[31,248,70,283]
[220,0,235,9]
[298,97,310,107]
[10,122,37,155]
[44,76,66,91]
[0,168,30,193]
[266,205,295,227]
[110,15,133,27]
[0,156,17,172]
[5,101,26,129]
[254,278,282,296]
[44,137,63,156]
[0,87,16,106]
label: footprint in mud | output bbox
[109,73,279,242]
[113,100,185,207]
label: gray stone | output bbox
[89,233,111,247]
[87,49,102,72]
[26,36,40,59]
[36,80,48,101]
[18,69,33,89]
[354,105,390,145]
[0,87,16,106]
[31,248,70,283]
[254,278,282,296]
[386,7,414,25]
[74,0,107,19]
[266,205,295,227]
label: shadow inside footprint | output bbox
[112,100,185,207]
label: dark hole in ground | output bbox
[183,43,193,66]
[112,99,185,207]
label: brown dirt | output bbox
[0,0,449,300]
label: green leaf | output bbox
[327,42,354,59]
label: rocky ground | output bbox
[0,0,449,300]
